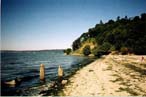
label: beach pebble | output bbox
[62,80,68,85]
[47,82,56,88]
[43,86,48,91]
[39,90,47,96]
[130,72,135,76]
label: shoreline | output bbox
[2,53,146,96]
[62,54,146,96]
[2,51,95,96]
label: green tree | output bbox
[64,48,72,55]
[100,20,103,24]
[133,16,140,21]
[72,13,146,55]
[72,38,81,51]
[110,45,116,52]
[124,16,128,20]
[100,42,111,52]
[117,16,120,21]
[82,45,91,56]
[92,46,104,57]
[107,19,114,24]
[141,13,146,21]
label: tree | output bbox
[125,16,128,20]
[100,42,111,52]
[72,38,81,51]
[107,19,114,24]
[141,13,146,21]
[117,16,120,21]
[100,20,103,24]
[64,48,72,55]
[105,33,115,44]
[72,13,146,55]
[133,16,140,21]
[92,47,103,57]
[110,46,116,52]
[82,45,91,56]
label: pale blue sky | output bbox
[1,0,146,50]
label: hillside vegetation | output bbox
[72,13,146,56]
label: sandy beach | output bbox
[63,55,146,96]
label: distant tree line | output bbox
[63,48,72,55]
[72,13,146,56]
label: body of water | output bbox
[1,50,95,96]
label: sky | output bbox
[1,0,146,50]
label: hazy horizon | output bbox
[1,0,146,50]
[1,48,65,51]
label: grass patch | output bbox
[119,81,126,86]
[110,73,124,83]
[124,63,146,75]
[119,81,131,87]
[118,87,139,96]
[140,63,146,68]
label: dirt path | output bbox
[62,55,146,96]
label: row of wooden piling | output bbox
[40,64,64,82]
[3,64,64,87]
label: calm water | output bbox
[1,50,95,96]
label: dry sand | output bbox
[63,55,146,96]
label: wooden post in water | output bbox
[58,65,64,83]
[40,64,45,81]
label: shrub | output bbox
[92,46,105,57]
[92,47,98,56]
[110,45,116,52]
[64,48,72,55]
[83,45,91,56]
[100,42,111,52]
[120,47,128,55]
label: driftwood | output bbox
[3,77,22,87]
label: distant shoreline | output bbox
[1,49,65,52]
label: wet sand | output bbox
[63,55,146,96]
